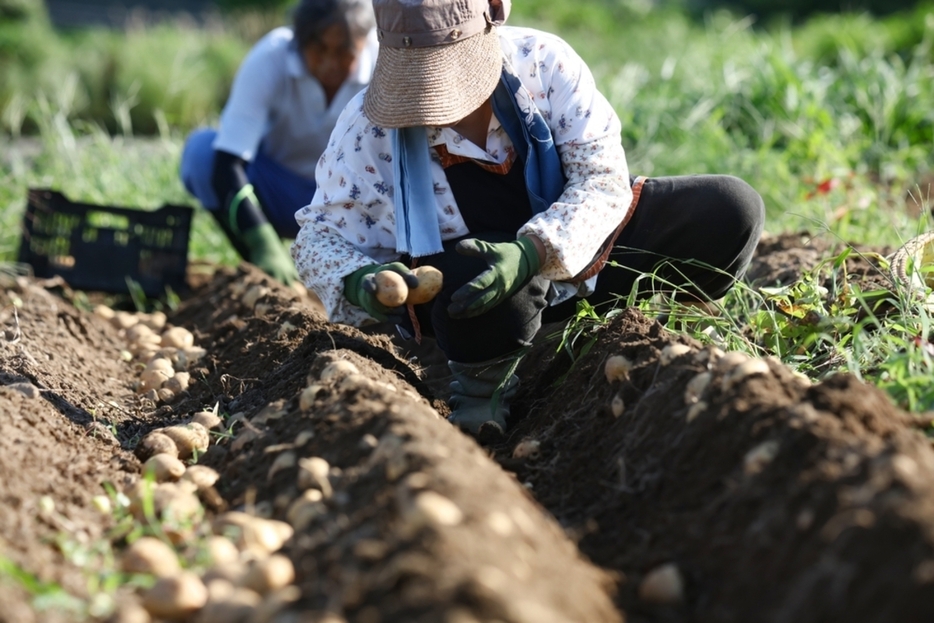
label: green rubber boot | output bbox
[447,357,521,439]
[211,184,298,285]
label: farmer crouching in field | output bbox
[291,0,765,438]
[180,0,377,284]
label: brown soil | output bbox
[1,234,933,623]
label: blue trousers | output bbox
[179,128,316,239]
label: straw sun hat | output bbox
[364,0,511,128]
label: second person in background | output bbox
[180,0,377,283]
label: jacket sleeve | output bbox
[515,33,632,281]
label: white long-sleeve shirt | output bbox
[291,26,632,326]
[214,26,378,179]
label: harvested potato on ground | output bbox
[192,410,223,430]
[141,571,207,620]
[138,368,173,394]
[139,311,167,331]
[145,357,175,374]
[136,432,180,461]
[108,597,150,623]
[604,355,634,383]
[206,536,240,566]
[122,536,180,577]
[143,453,186,482]
[242,285,269,309]
[182,465,220,490]
[111,311,139,330]
[407,266,443,305]
[128,481,203,524]
[163,371,190,395]
[242,554,295,595]
[161,423,210,459]
[93,304,115,320]
[213,512,293,556]
[161,326,195,350]
[638,563,684,604]
[126,324,157,345]
[374,270,408,307]
[196,591,261,623]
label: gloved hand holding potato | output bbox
[344,263,444,321]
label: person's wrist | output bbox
[515,236,543,277]
[344,264,380,307]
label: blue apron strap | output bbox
[491,68,566,215]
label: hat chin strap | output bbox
[486,0,510,26]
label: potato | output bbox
[406,266,443,305]
[126,324,157,345]
[191,410,223,431]
[318,360,359,382]
[297,457,332,497]
[122,536,180,577]
[202,561,248,587]
[659,343,692,366]
[205,536,240,566]
[111,311,139,330]
[145,357,175,374]
[250,586,301,623]
[138,368,173,394]
[267,451,297,481]
[604,355,634,383]
[161,327,195,350]
[141,571,207,620]
[162,423,210,459]
[143,453,186,482]
[242,285,269,309]
[403,492,463,532]
[213,512,293,556]
[108,597,150,623]
[512,439,541,459]
[611,393,625,418]
[163,371,191,395]
[93,304,115,320]
[136,432,179,461]
[182,465,220,490]
[196,591,261,623]
[128,481,203,524]
[638,563,684,604]
[139,311,167,331]
[373,270,408,307]
[241,554,295,595]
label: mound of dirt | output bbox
[3,250,934,623]
[501,308,934,623]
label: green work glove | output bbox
[344,262,418,321]
[242,223,300,285]
[448,237,541,320]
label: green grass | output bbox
[4,3,934,411]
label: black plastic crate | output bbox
[18,188,193,297]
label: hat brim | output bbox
[364,28,503,129]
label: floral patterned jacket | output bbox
[291,26,632,326]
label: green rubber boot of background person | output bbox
[447,356,522,439]
[213,184,299,285]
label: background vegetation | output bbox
[3,0,934,410]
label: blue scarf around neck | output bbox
[391,65,566,258]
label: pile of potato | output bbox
[94,306,207,405]
[113,410,300,622]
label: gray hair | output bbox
[293,0,375,50]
